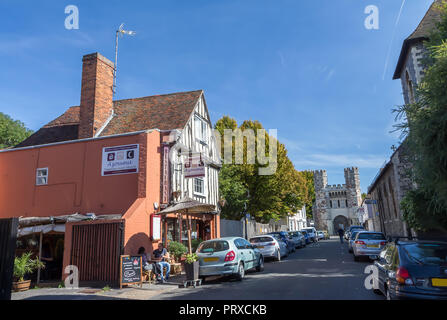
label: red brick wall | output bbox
[78,53,115,139]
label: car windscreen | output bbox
[289,232,299,237]
[197,240,229,253]
[357,233,386,240]
[403,243,447,266]
[250,237,273,243]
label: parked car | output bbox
[288,231,306,248]
[301,230,311,244]
[302,227,318,242]
[348,230,366,253]
[352,232,387,261]
[346,225,365,240]
[374,239,447,300]
[250,235,288,261]
[317,231,325,241]
[197,237,264,281]
[267,232,296,253]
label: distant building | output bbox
[313,168,362,235]
[287,205,307,231]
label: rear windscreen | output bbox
[404,243,447,266]
[357,233,386,240]
[250,237,273,243]
[197,240,229,253]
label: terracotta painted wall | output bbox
[0,132,156,218]
[123,131,162,256]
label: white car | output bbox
[316,231,325,240]
[302,227,318,242]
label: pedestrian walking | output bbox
[337,228,344,244]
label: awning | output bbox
[158,197,216,215]
[158,197,216,254]
[18,224,66,237]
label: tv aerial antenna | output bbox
[114,23,136,96]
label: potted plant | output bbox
[167,241,187,263]
[13,252,45,292]
[184,253,199,281]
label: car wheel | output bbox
[235,263,245,281]
[256,257,264,272]
[275,249,281,261]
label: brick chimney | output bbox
[78,53,115,139]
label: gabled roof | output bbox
[15,90,203,148]
[393,0,443,79]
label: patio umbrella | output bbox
[158,197,216,253]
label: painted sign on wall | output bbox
[184,155,205,178]
[102,144,139,176]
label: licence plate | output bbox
[203,257,219,262]
[257,246,264,249]
[367,244,379,248]
[432,278,447,287]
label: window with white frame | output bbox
[194,177,205,195]
[36,168,48,185]
[194,115,208,144]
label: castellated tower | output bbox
[313,170,328,231]
[344,167,361,209]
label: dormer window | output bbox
[194,115,208,144]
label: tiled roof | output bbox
[100,90,203,136]
[393,0,443,79]
[15,90,203,148]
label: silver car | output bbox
[352,232,387,261]
[197,237,264,281]
[250,235,288,260]
[348,230,365,253]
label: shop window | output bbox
[36,168,48,185]
[194,177,205,195]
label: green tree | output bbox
[394,1,447,232]
[0,112,33,149]
[215,116,308,223]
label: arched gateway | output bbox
[333,215,349,233]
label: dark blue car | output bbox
[300,230,311,244]
[267,232,296,254]
[374,238,447,300]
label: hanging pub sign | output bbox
[151,214,161,241]
[184,154,205,178]
[102,144,139,176]
[119,255,142,289]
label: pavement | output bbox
[12,237,383,300]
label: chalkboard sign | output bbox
[120,255,142,288]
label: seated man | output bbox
[151,243,170,283]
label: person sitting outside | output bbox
[152,243,170,283]
[138,247,153,272]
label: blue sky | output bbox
[0,0,435,192]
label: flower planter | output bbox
[12,280,31,292]
[184,261,199,281]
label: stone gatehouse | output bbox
[313,168,362,235]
